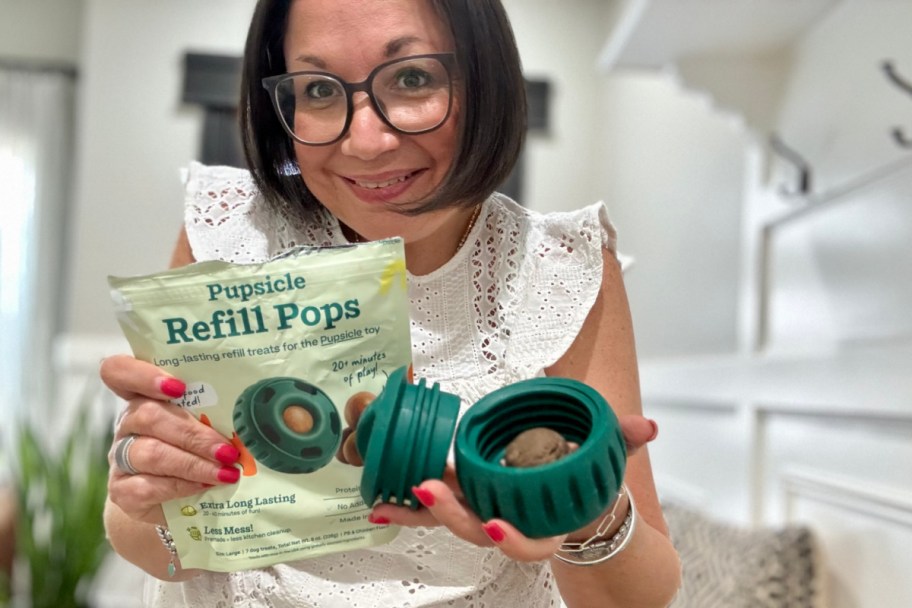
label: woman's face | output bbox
[283,0,461,243]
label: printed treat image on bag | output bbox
[108,239,411,572]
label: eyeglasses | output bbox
[262,53,456,146]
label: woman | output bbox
[101,0,682,606]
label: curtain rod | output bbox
[0,58,77,77]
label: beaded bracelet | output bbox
[155,525,178,577]
[552,485,637,566]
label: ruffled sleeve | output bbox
[182,162,343,264]
[182,161,272,264]
[505,201,619,377]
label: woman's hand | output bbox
[101,355,242,525]
[367,414,658,561]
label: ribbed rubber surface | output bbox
[358,367,460,509]
[455,378,626,538]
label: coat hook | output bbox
[769,134,812,197]
[881,61,912,148]
[891,127,912,148]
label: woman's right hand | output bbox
[101,354,242,526]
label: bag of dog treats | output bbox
[108,239,410,572]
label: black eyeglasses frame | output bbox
[261,52,457,146]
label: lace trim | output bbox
[183,162,341,264]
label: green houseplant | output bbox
[7,379,113,608]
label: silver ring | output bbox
[114,433,140,475]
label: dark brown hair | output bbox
[239,0,527,217]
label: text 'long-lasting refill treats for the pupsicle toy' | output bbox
[108,239,411,572]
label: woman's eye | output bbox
[395,69,431,89]
[305,80,340,99]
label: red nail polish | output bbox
[368,513,390,525]
[160,377,186,398]
[647,419,659,442]
[215,444,241,465]
[217,466,240,483]
[482,522,505,543]
[411,486,435,507]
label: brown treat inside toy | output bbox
[503,427,573,467]
[283,405,315,434]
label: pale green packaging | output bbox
[108,239,410,572]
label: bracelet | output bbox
[155,525,178,577]
[553,485,637,566]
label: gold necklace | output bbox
[456,205,482,251]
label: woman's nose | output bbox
[340,93,400,160]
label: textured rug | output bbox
[663,503,825,608]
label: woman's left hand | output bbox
[367,413,658,560]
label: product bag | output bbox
[108,239,411,571]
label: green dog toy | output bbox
[357,367,626,538]
[357,367,461,508]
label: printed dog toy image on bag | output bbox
[108,239,411,572]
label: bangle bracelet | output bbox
[553,485,637,566]
[155,525,178,577]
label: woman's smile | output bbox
[340,168,428,203]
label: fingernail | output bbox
[217,466,240,483]
[411,486,435,507]
[367,513,390,525]
[159,377,186,398]
[482,522,505,543]
[214,444,241,465]
[647,419,659,442]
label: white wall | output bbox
[596,72,748,357]
[68,0,256,335]
[502,0,609,214]
[628,3,912,605]
[594,1,912,359]
[505,3,753,361]
[0,0,83,64]
[775,1,912,192]
[764,0,912,350]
